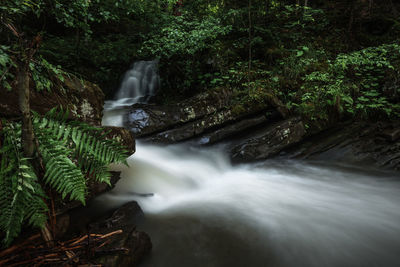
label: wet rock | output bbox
[89,202,152,267]
[146,106,269,144]
[0,74,104,125]
[286,121,400,171]
[198,111,281,145]
[382,128,400,142]
[103,126,136,154]
[231,117,306,162]
[125,88,232,136]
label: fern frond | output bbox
[0,108,129,247]
[33,109,128,184]
[0,123,47,247]
[34,127,87,204]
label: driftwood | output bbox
[0,230,125,266]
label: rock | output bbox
[0,74,105,126]
[382,128,400,142]
[146,105,270,144]
[197,111,281,145]
[126,88,232,137]
[285,121,400,171]
[103,126,136,154]
[231,117,306,162]
[89,202,152,267]
[0,72,137,220]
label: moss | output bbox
[231,104,246,116]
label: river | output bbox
[98,63,400,267]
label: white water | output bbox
[104,60,159,113]
[102,60,159,127]
[96,139,400,267]
[99,66,400,267]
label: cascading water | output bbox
[100,63,400,267]
[116,60,159,103]
[102,60,159,127]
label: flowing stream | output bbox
[99,65,400,267]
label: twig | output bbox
[70,235,89,246]
[0,233,40,258]
[8,258,40,267]
[98,230,123,239]
[62,250,81,266]
[0,255,18,266]
[63,245,84,251]
[97,239,111,249]
[0,230,123,266]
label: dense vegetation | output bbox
[1,0,400,119]
[1,0,400,247]
[0,109,128,246]
[0,0,131,247]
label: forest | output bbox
[1,0,400,266]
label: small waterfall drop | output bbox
[115,60,159,102]
[102,60,159,127]
[101,64,400,267]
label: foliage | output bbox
[0,45,16,91]
[29,57,67,92]
[138,14,231,58]
[137,13,232,97]
[0,123,48,247]
[0,46,66,93]
[0,109,128,247]
[280,43,400,120]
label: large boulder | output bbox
[103,126,136,155]
[124,88,284,144]
[197,113,276,145]
[285,120,400,171]
[146,106,273,144]
[0,72,136,219]
[231,117,306,162]
[89,202,152,267]
[125,88,232,137]
[0,74,104,125]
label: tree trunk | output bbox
[18,61,54,246]
[248,0,252,79]
[348,0,355,38]
[17,63,34,157]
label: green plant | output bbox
[29,57,67,92]
[0,46,16,91]
[0,108,128,247]
[290,43,400,120]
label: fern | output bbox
[0,108,129,247]
[0,123,47,247]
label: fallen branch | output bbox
[98,230,123,240]
[0,233,41,258]
[0,229,124,266]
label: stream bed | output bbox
[99,63,400,267]
[95,142,400,267]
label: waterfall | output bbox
[100,64,400,267]
[102,60,159,127]
[115,60,159,102]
